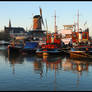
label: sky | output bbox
[0,1,92,35]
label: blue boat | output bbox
[22,41,38,54]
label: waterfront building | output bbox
[4,20,26,38]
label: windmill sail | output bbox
[40,7,45,27]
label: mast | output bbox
[45,19,48,41]
[55,10,57,34]
[77,10,79,32]
[73,16,76,32]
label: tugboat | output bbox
[36,11,62,57]
[70,38,92,59]
[36,33,62,56]
[70,10,92,59]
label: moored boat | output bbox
[8,36,25,54]
[22,41,38,54]
[69,10,92,59]
[36,45,62,57]
[70,46,92,59]
[36,32,62,57]
[36,11,63,57]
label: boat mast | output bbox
[54,10,57,40]
[45,19,48,41]
[77,10,79,32]
[55,10,57,34]
[45,19,48,35]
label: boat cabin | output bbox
[41,33,61,49]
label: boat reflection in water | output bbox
[62,57,90,87]
[6,48,92,91]
[42,55,62,70]
[34,55,90,90]
[33,55,63,91]
[8,51,25,75]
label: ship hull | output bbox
[36,48,62,57]
[70,47,92,59]
[22,48,36,54]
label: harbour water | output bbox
[0,45,92,91]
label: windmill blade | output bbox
[40,7,42,17]
[39,7,45,28]
[42,17,45,27]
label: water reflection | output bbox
[43,56,61,69]
[1,45,91,75]
[62,57,89,72]
[7,50,92,79]
[41,55,63,91]
[62,57,92,88]
[72,59,90,88]
[70,59,89,72]
[8,53,24,64]
[0,45,8,60]
[0,45,92,90]
[33,59,43,78]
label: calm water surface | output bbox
[0,45,92,91]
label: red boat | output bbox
[36,33,62,56]
[36,11,63,56]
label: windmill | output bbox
[33,7,45,30]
